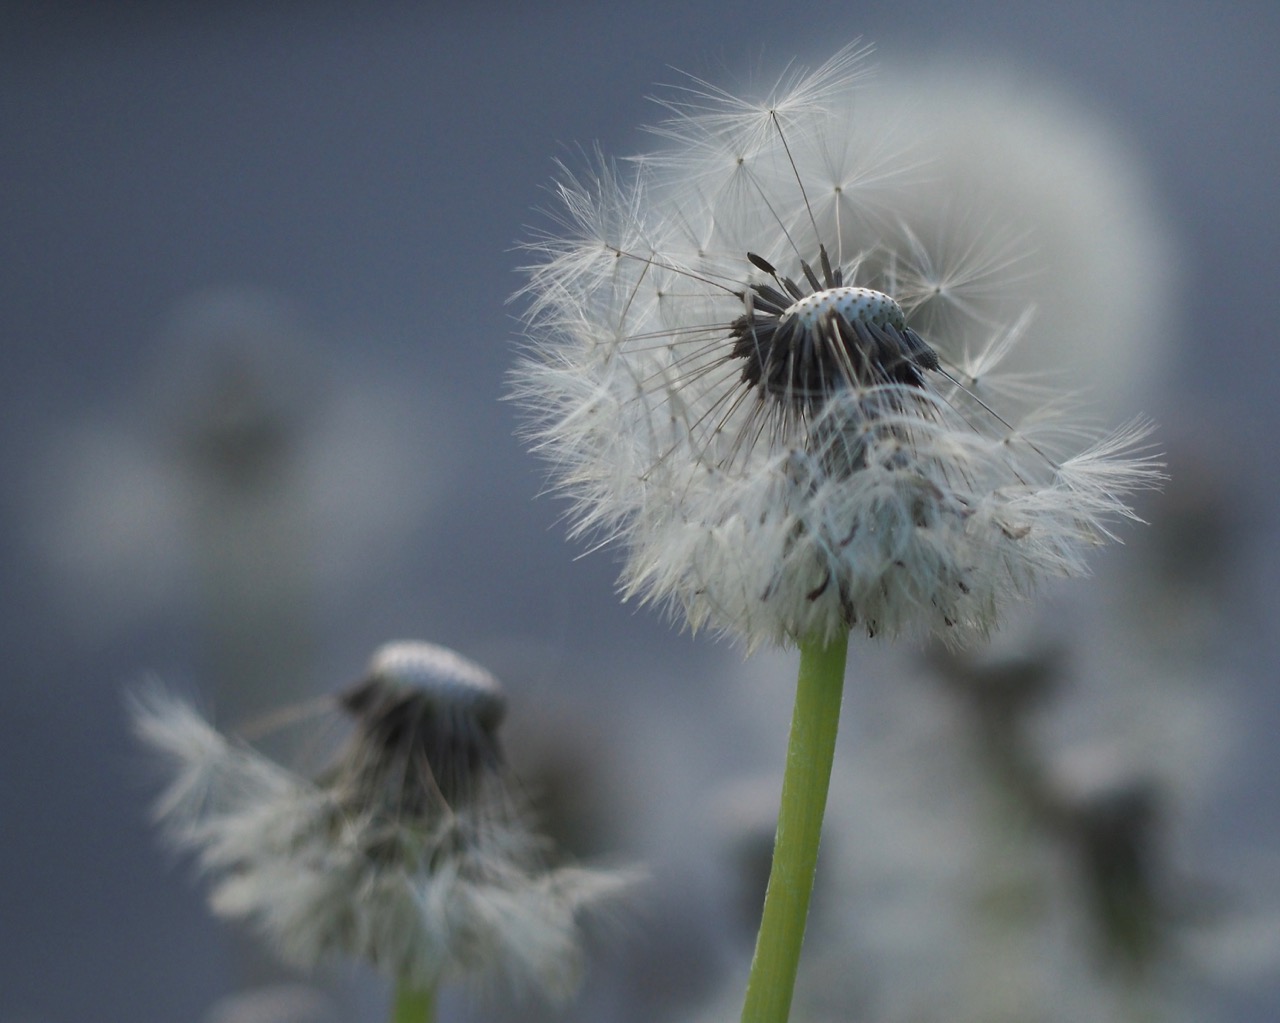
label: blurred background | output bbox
[2,2,1278,1021]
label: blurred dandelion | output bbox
[511,41,1161,1022]
[134,641,635,1021]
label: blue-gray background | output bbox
[3,2,1278,1021]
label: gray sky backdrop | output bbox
[3,3,1279,1022]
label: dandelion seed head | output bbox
[512,42,1162,648]
[133,644,636,999]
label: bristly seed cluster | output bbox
[511,42,1162,648]
[134,641,634,998]
[730,251,940,405]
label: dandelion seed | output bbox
[133,641,635,1002]
[512,42,1161,649]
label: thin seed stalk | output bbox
[392,981,436,1023]
[740,632,849,1023]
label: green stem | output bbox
[740,632,850,1023]
[391,981,436,1023]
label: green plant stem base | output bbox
[740,632,850,1023]
[392,982,436,1023]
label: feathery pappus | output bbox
[134,641,636,999]
[512,42,1162,649]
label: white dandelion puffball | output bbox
[134,641,635,999]
[512,42,1161,648]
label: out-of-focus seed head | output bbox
[133,644,637,998]
[339,640,508,813]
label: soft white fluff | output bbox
[133,682,634,998]
[512,43,1161,648]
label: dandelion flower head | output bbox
[512,42,1161,648]
[134,641,632,998]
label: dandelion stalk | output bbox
[741,632,849,1023]
[392,981,435,1023]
